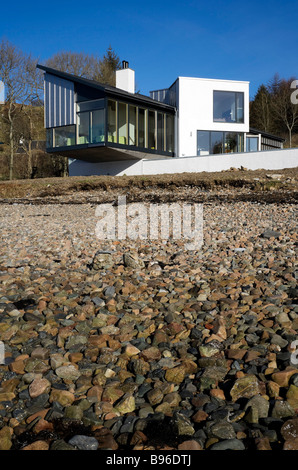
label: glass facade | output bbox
[213,91,244,123]
[107,100,117,143]
[91,109,105,143]
[107,99,174,154]
[148,110,156,149]
[118,102,128,145]
[53,125,76,147]
[197,130,244,155]
[129,105,137,146]
[47,96,174,155]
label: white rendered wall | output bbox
[177,77,250,157]
[69,148,298,177]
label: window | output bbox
[108,100,117,143]
[166,114,174,153]
[197,130,210,155]
[129,105,137,146]
[77,112,90,144]
[77,99,104,112]
[91,109,105,144]
[197,131,244,155]
[148,110,156,149]
[157,113,165,151]
[246,136,258,152]
[138,108,146,148]
[118,102,128,145]
[54,125,76,147]
[213,91,244,123]
[46,128,53,148]
[211,131,224,154]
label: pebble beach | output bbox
[0,191,297,451]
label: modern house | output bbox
[37,62,285,175]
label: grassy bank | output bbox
[0,167,297,200]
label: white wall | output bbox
[69,148,298,177]
[177,77,250,157]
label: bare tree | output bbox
[45,50,100,79]
[0,39,40,179]
[45,46,121,86]
[269,75,298,147]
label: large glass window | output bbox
[77,112,90,144]
[225,132,238,153]
[148,110,156,149]
[166,114,174,153]
[108,100,117,143]
[138,108,146,148]
[197,130,210,155]
[211,131,224,154]
[157,113,165,152]
[118,102,128,145]
[54,125,76,147]
[213,91,244,123]
[197,131,244,155]
[46,128,53,148]
[129,105,137,146]
[91,109,105,144]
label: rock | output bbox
[261,230,281,239]
[210,421,236,440]
[64,406,84,420]
[286,385,298,409]
[49,389,75,406]
[271,369,298,387]
[114,395,136,414]
[192,410,209,423]
[255,437,272,450]
[281,417,298,440]
[0,427,12,450]
[50,440,76,450]
[283,438,298,450]
[165,365,186,384]
[178,440,203,450]
[94,428,119,450]
[244,395,270,423]
[92,251,113,270]
[68,435,99,450]
[22,440,49,450]
[55,364,81,381]
[29,377,51,398]
[65,335,88,350]
[210,439,245,450]
[123,253,145,268]
[172,412,195,436]
[147,388,164,406]
[230,375,261,402]
[271,400,295,419]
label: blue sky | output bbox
[1,0,297,99]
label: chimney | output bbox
[116,61,135,94]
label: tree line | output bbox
[0,39,121,180]
[249,74,298,148]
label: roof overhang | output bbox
[47,144,172,163]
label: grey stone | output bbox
[68,435,99,450]
[210,439,245,450]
